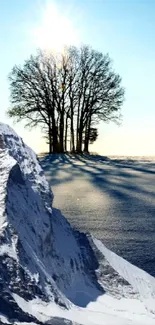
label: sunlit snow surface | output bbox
[40,153,155,277]
[0,124,155,325]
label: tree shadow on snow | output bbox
[40,153,155,277]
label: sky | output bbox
[0,0,155,156]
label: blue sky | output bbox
[1,0,155,155]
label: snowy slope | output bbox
[0,123,155,325]
[0,123,103,322]
[93,238,155,313]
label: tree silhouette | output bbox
[8,45,124,153]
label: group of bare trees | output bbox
[8,45,124,153]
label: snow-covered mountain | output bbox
[0,123,155,325]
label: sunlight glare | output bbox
[33,1,79,52]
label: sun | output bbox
[33,1,79,52]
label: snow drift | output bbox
[0,123,155,325]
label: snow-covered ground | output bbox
[0,123,155,325]
[40,153,155,276]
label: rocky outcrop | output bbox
[0,124,103,324]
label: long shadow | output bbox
[40,153,155,201]
[77,154,155,175]
[40,153,155,277]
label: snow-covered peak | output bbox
[0,123,103,322]
[0,123,53,209]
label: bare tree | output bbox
[73,45,124,152]
[8,45,124,154]
[8,51,58,153]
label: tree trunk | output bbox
[51,107,58,153]
[78,117,83,153]
[59,112,64,152]
[49,138,52,154]
[84,136,89,153]
[76,100,80,152]
[48,123,53,154]
[84,128,88,153]
[76,117,82,153]
[52,126,58,153]
[65,114,68,152]
[71,120,75,152]
[84,116,91,153]
[76,85,86,152]
[70,102,75,153]
[78,132,83,152]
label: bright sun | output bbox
[33,1,79,52]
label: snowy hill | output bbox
[0,123,155,325]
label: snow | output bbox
[40,153,155,277]
[0,124,155,325]
[0,124,102,308]
[0,123,53,212]
[0,243,18,260]
[0,314,10,324]
[0,147,15,230]
[15,323,38,325]
[12,236,155,324]
[13,286,155,325]
[93,237,155,314]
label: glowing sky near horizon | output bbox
[0,0,155,156]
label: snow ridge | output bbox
[93,237,155,313]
